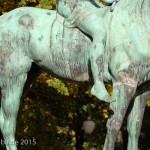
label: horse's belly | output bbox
[48,59,90,81]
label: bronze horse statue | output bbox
[0,0,150,149]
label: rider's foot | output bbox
[91,83,115,102]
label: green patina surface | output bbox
[0,0,149,150]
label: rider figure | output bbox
[56,0,118,102]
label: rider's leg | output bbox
[77,14,114,102]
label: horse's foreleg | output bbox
[103,77,137,150]
[0,74,27,150]
[127,92,149,150]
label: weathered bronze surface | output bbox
[0,0,150,149]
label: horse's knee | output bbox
[106,115,123,135]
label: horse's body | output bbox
[0,0,150,149]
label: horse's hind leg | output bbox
[127,92,149,150]
[0,73,27,150]
[103,73,137,150]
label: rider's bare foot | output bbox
[91,84,116,102]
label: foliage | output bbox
[0,0,18,14]
[19,0,56,9]
[5,71,108,150]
